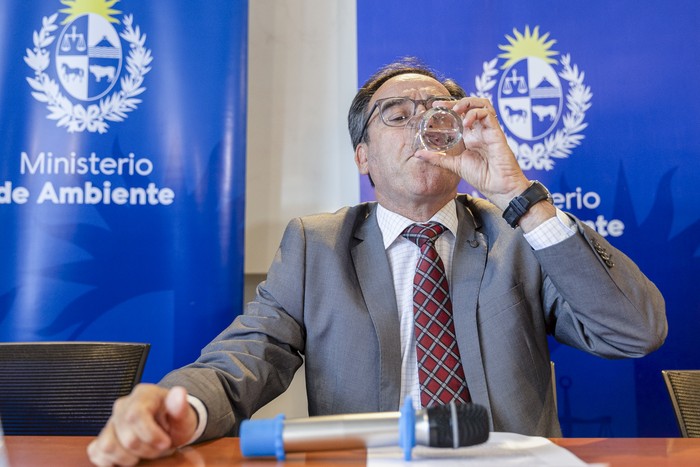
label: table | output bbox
[4,436,700,466]
[550,438,700,466]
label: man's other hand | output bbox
[87,384,198,466]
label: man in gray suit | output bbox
[88,59,666,466]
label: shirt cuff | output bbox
[181,395,208,447]
[523,208,576,250]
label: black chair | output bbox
[662,369,700,437]
[0,341,149,436]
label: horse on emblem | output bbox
[61,63,84,81]
[504,105,528,122]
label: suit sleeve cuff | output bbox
[181,395,208,447]
[523,208,576,250]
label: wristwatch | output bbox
[502,181,552,228]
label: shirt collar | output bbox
[376,199,459,249]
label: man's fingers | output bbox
[114,423,171,459]
[453,97,494,114]
[112,387,172,452]
[87,421,140,467]
[462,107,497,130]
[88,384,180,466]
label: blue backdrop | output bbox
[357,0,700,436]
[0,0,248,383]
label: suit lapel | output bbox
[451,198,493,422]
[351,204,402,411]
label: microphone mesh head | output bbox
[427,402,489,448]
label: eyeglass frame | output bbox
[357,95,460,143]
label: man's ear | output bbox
[354,143,369,175]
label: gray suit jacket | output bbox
[160,196,667,441]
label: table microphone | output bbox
[240,397,489,461]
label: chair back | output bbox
[0,342,149,436]
[662,369,700,437]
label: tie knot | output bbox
[402,222,446,247]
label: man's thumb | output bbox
[164,386,189,419]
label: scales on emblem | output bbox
[60,25,87,53]
[502,69,528,95]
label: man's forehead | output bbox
[372,73,447,101]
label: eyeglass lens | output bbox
[380,97,455,127]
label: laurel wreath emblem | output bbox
[473,54,592,170]
[24,13,152,134]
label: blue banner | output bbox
[0,0,248,383]
[357,0,699,436]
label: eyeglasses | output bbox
[358,95,459,142]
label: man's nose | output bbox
[415,100,430,114]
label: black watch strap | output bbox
[502,181,552,228]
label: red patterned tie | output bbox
[402,222,470,407]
